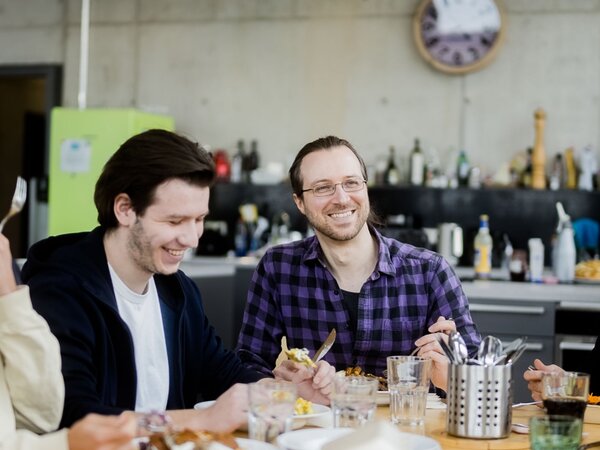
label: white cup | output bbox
[331,375,378,428]
[248,380,296,442]
[387,356,431,425]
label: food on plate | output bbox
[589,393,600,405]
[275,336,316,368]
[575,260,600,280]
[295,397,314,415]
[144,429,239,450]
[344,366,388,391]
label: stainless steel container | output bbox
[446,364,512,439]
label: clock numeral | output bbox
[426,36,440,48]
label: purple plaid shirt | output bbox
[236,228,480,377]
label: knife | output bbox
[312,328,336,363]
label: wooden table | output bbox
[238,404,600,448]
[373,404,600,449]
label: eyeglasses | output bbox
[301,178,366,197]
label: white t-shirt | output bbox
[108,265,170,412]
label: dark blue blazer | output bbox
[22,227,263,427]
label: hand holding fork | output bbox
[0,176,27,233]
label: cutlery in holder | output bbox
[446,364,513,439]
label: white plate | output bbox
[233,437,278,450]
[295,403,330,420]
[194,400,332,428]
[277,428,354,450]
[277,427,441,450]
[194,400,330,419]
[194,400,216,410]
[376,390,389,405]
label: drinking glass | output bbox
[248,380,296,442]
[387,355,431,425]
[541,372,590,419]
[331,375,378,428]
[530,415,582,450]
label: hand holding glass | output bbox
[248,380,296,442]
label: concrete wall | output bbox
[1,0,599,178]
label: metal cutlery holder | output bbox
[446,364,513,439]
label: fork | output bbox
[0,176,27,233]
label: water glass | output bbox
[530,415,582,450]
[331,375,378,428]
[387,355,431,425]
[541,372,590,419]
[248,380,296,442]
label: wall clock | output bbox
[413,0,506,75]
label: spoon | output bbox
[478,335,503,366]
[449,331,468,364]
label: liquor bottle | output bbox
[409,138,424,186]
[531,108,547,189]
[474,214,493,279]
[548,153,565,191]
[384,146,400,185]
[230,140,245,183]
[456,150,470,187]
[521,147,533,188]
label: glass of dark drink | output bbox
[541,372,590,420]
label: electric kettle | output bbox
[437,223,463,266]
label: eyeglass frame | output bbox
[301,177,367,197]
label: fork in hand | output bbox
[0,176,27,233]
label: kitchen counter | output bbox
[183,256,599,305]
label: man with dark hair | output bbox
[237,136,480,391]
[22,129,333,432]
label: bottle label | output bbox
[474,245,492,277]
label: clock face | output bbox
[413,0,505,74]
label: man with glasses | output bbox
[236,136,480,392]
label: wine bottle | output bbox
[409,138,424,186]
[384,146,400,185]
[457,150,470,187]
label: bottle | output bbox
[553,202,576,283]
[230,140,245,183]
[548,153,565,191]
[531,108,547,190]
[528,238,544,283]
[521,147,533,188]
[555,225,576,283]
[457,150,470,187]
[474,214,493,279]
[384,146,400,185]
[409,139,424,186]
[234,219,248,257]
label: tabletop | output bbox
[260,403,600,449]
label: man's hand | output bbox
[0,234,17,296]
[412,316,457,391]
[68,412,137,450]
[523,358,564,402]
[200,383,249,433]
[273,360,335,405]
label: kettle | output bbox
[437,223,463,266]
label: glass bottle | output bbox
[474,214,493,279]
[549,153,565,191]
[231,140,245,183]
[409,138,424,186]
[521,147,533,188]
[384,146,400,185]
[457,150,470,187]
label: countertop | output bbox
[182,256,599,305]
